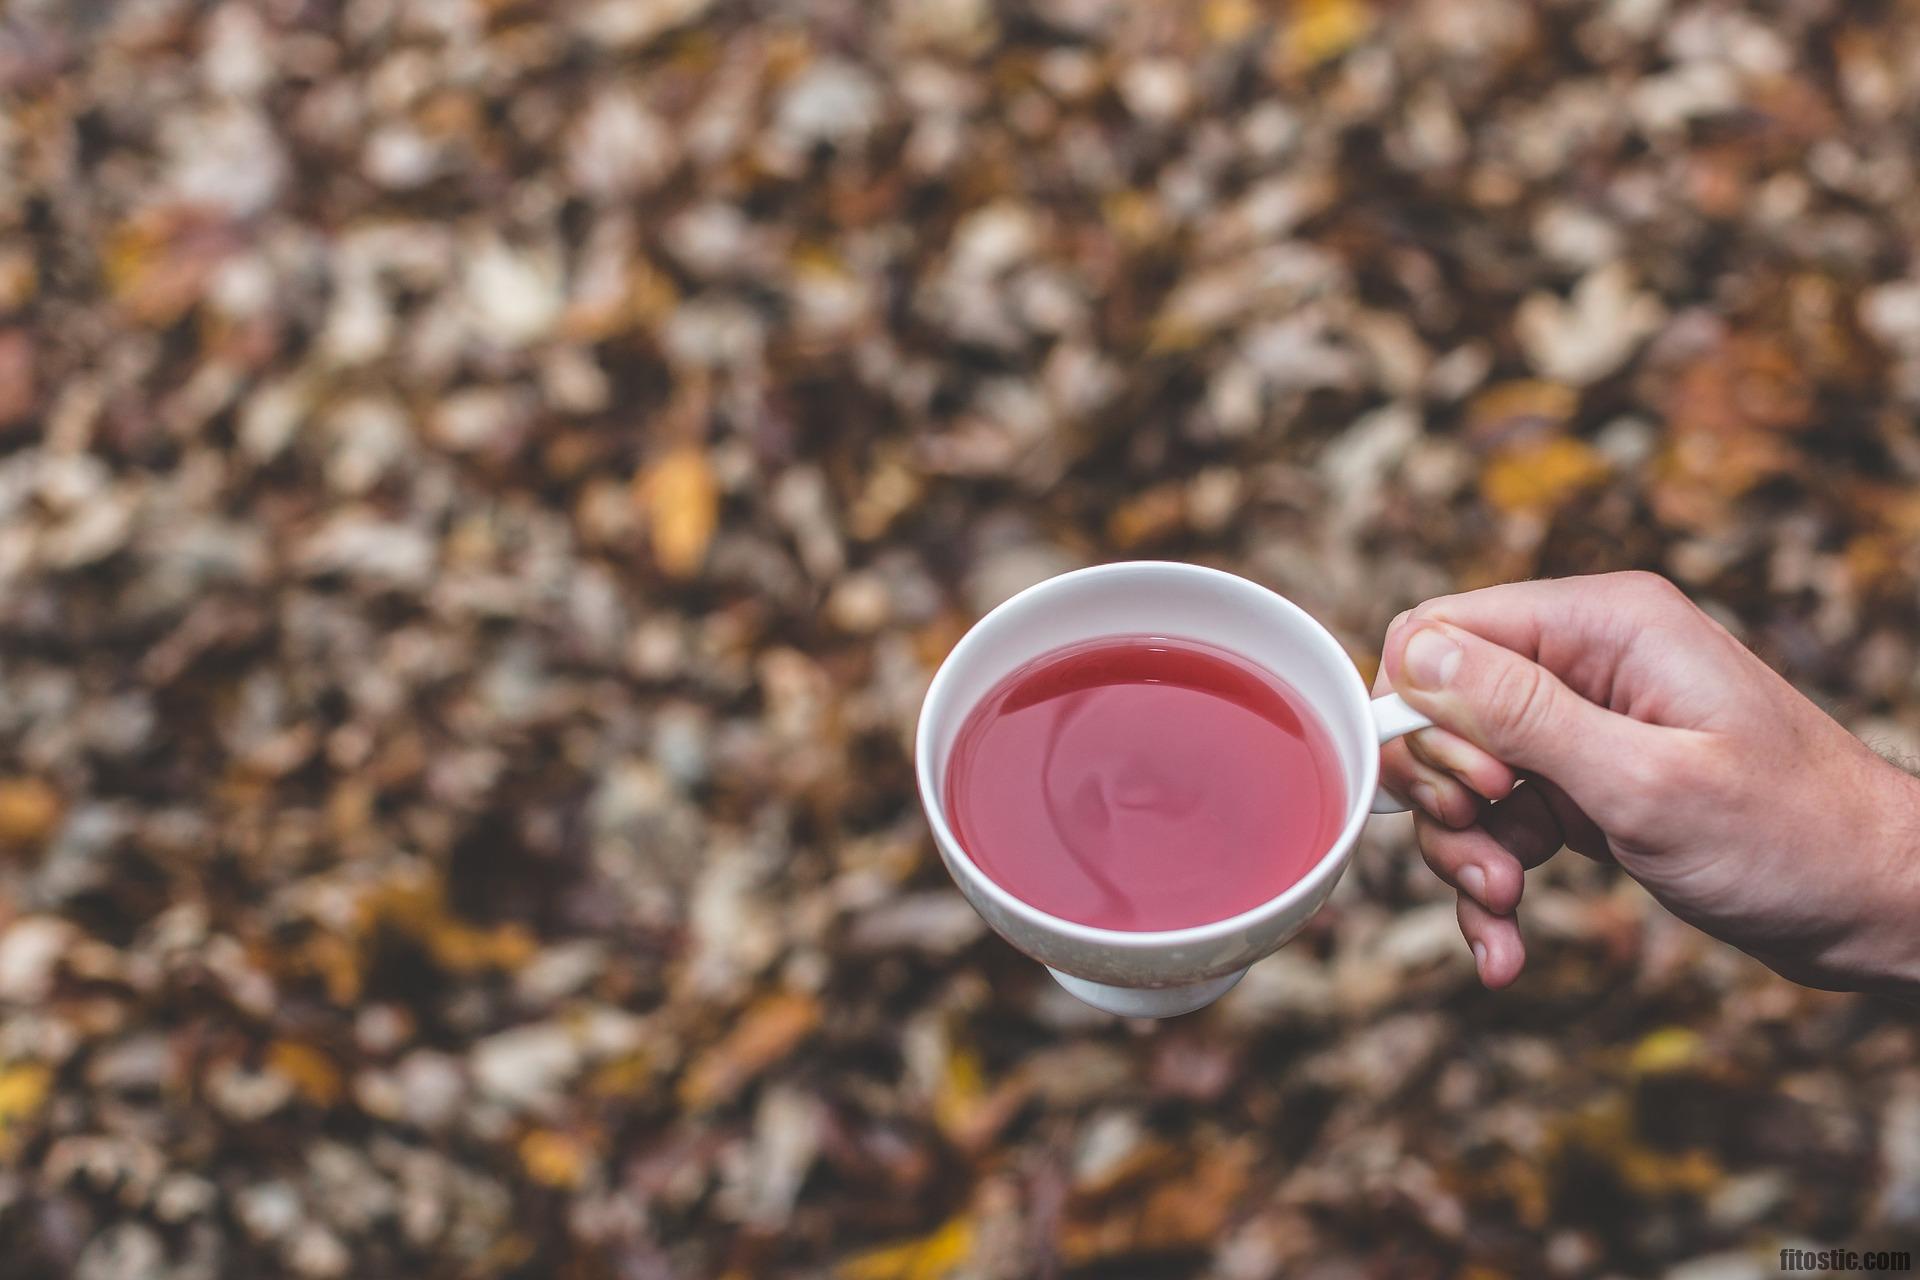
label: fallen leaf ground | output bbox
[4,1,1920,1277]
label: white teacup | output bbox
[914,561,1432,1018]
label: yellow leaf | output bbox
[1277,0,1373,73]
[1846,533,1899,590]
[0,1063,51,1153]
[1107,485,1187,549]
[0,247,35,313]
[1628,1027,1705,1077]
[519,1129,594,1188]
[640,446,719,579]
[1614,1144,1722,1196]
[588,1052,657,1098]
[848,451,923,541]
[838,1215,976,1280]
[301,932,363,1006]
[424,916,538,975]
[1481,438,1609,513]
[361,876,537,976]
[1457,1152,1550,1230]
[1103,190,1166,249]
[481,1233,535,1270]
[1556,1097,1723,1197]
[1205,0,1260,43]
[0,778,60,849]
[931,1043,987,1140]
[1466,380,1579,444]
[267,1040,342,1107]
[678,991,821,1111]
[103,207,226,327]
[279,875,537,1005]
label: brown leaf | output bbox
[1106,484,1186,548]
[678,992,821,1111]
[0,330,34,430]
[0,778,60,851]
[0,247,34,314]
[1060,1140,1254,1263]
[103,207,234,327]
[1465,380,1578,448]
[361,877,538,976]
[1648,428,1795,532]
[1554,1096,1723,1197]
[519,1128,596,1188]
[266,1040,342,1107]
[1664,333,1815,437]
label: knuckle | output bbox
[1486,660,1557,747]
[1616,570,1686,611]
[1406,600,1445,627]
[1417,823,1464,875]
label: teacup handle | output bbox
[1369,693,1434,814]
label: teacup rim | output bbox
[913,559,1380,953]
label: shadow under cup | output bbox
[914,561,1389,1018]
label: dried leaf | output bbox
[837,1214,975,1280]
[266,1040,342,1107]
[1628,1027,1707,1077]
[1556,1097,1724,1197]
[361,878,538,977]
[639,446,720,578]
[931,1042,988,1141]
[0,778,60,850]
[1481,438,1610,513]
[587,1053,658,1098]
[519,1129,594,1188]
[0,247,34,313]
[679,992,821,1111]
[1515,264,1666,387]
[1670,334,1816,436]
[0,330,34,430]
[1060,1140,1254,1263]
[0,1063,52,1154]
[103,207,232,326]
[1204,0,1259,43]
[1106,485,1186,548]
[1276,0,1373,72]
[1648,426,1795,532]
[1466,380,1579,447]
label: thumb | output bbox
[1385,619,1665,815]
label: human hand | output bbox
[1374,571,1920,995]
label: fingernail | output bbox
[1459,864,1487,902]
[1410,782,1441,818]
[1471,940,1488,975]
[1403,626,1463,692]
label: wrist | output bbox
[1855,760,1920,998]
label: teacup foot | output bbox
[1045,966,1246,1018]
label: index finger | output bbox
[1372,658,1516,802]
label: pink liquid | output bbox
[945,636,1347,931]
